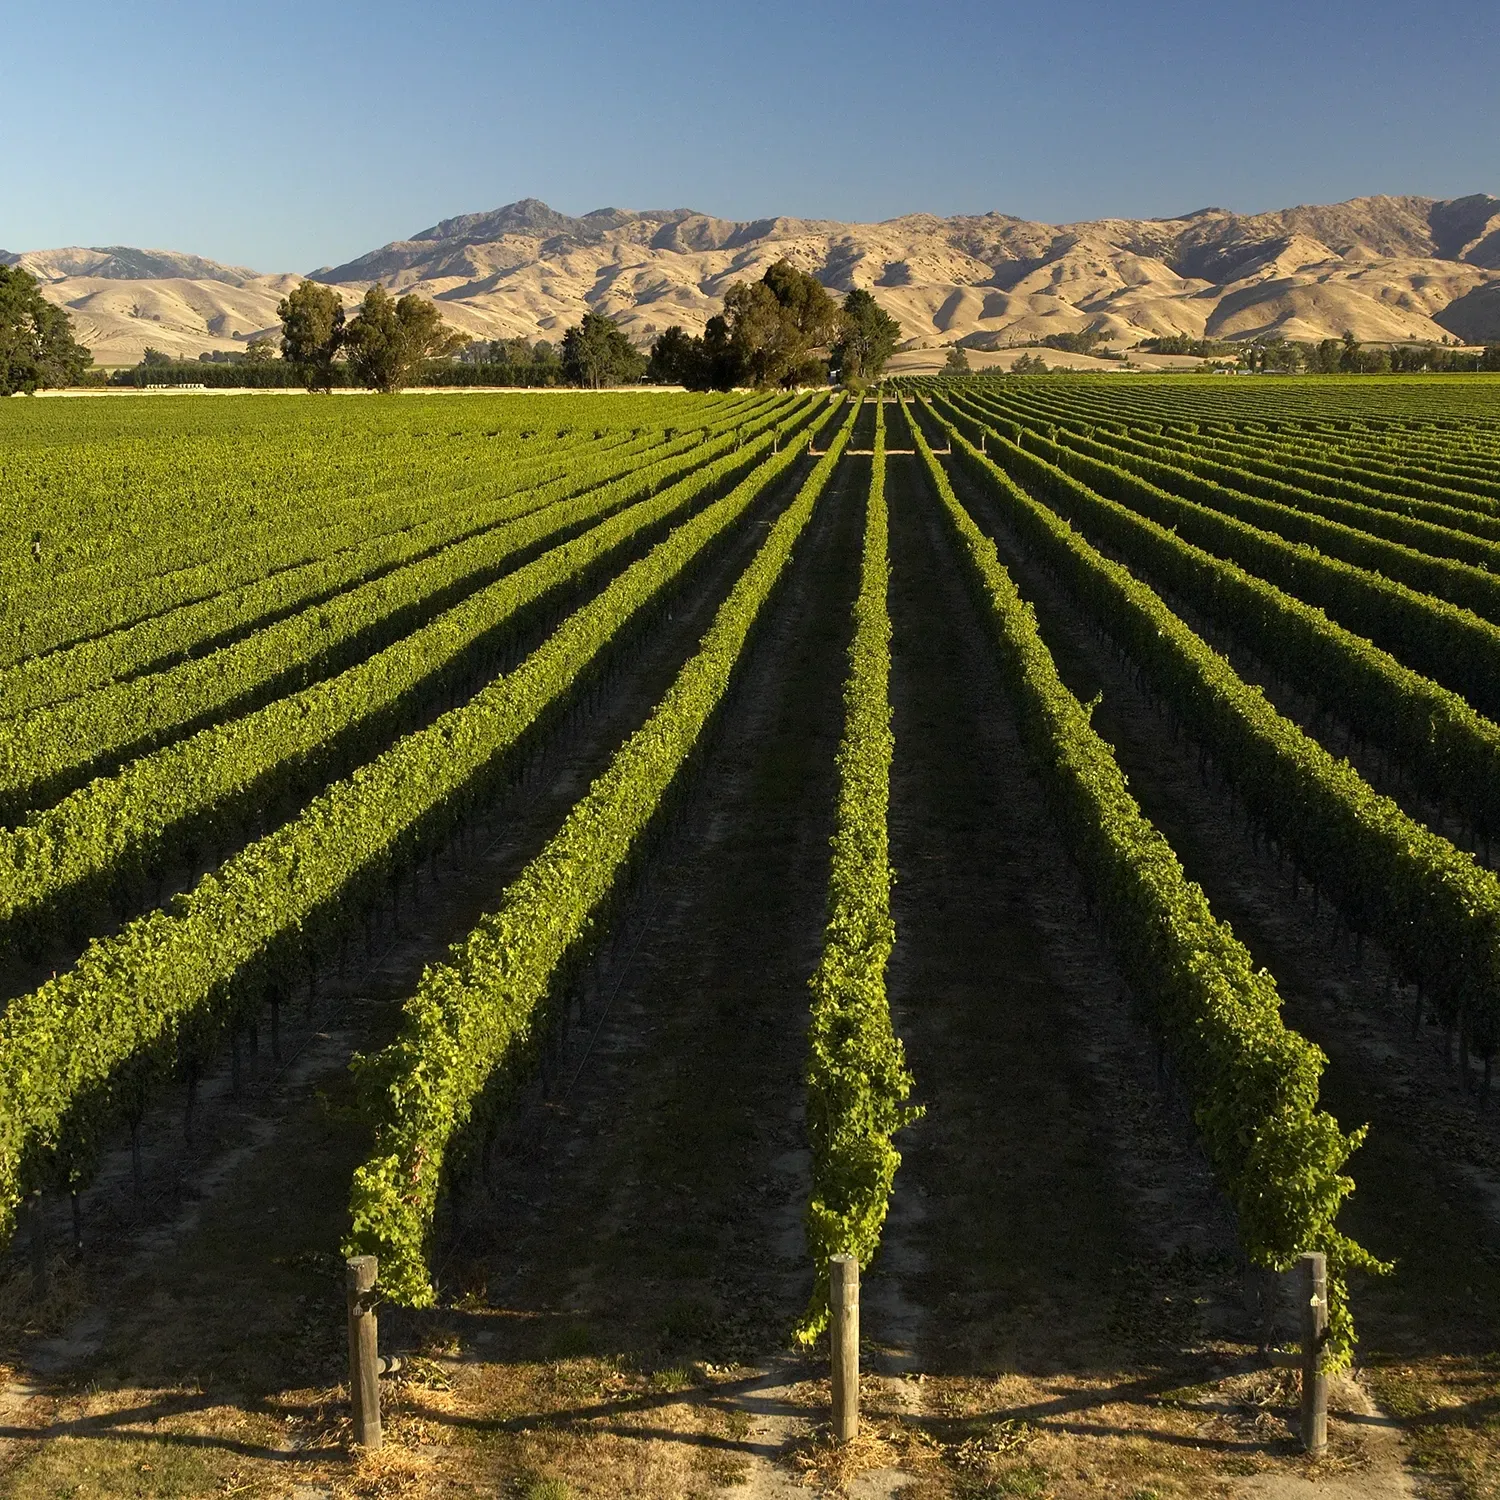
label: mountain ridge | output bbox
[16,193,1500,365]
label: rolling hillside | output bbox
[9,192,1500,365]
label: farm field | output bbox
[2,379,1500,1499]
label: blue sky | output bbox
[2,0,1496,271]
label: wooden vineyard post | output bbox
[830,1254,859,1443]
[1299,1251,1328,1454]
[346,1255,383,1450]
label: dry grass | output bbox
[787,1412,939,1493]
[761,1358,1412,1499]
[335,1443,439,1499]
[1368,1357,1500,1499]
[0,1287,1438,1499]
[0,1254,92,1344]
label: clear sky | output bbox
[2,0,1496,272]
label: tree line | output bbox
[1132,330,1499,374]
[931,330,1500,378]
[76,258,1500,391]
[2,249,907,395]
[644,262,901,391]
[103,287,612,393]
[9,251,1500,396]
[106,260,905,394]
[1243,332,1500,374]
[0,266,94,395]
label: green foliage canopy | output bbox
[831,289,902,388]
[724,258,841,388]
[560,312,647,388]
[458,335,564,384]
[799,404,919,1340]
[277,280,345,392]
[0,266,92,394]
[1038,327,1107,355]
[344,284,469,393]
[648,262,875,391]
[644,324,699,385]
[943,345,971,375]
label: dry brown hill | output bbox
[2,246,300,365]
[11,193,1500,365]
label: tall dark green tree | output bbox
[560,312,647,388]
[831,288,902,387]
[943,344,971,375]
[531,339,564,383]
[700,314,743,390]
[1261,337,1302,373]
[278,280,346,392]
[723,258,841,388]
[0,266,92,394]
[1307,338,1343,374]
[646,324,701,386]
[344,285,468,393]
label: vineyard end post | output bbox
[1299,1251,1328,1454]
[346,1255,383,1450]
[830,1254,859,1443]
